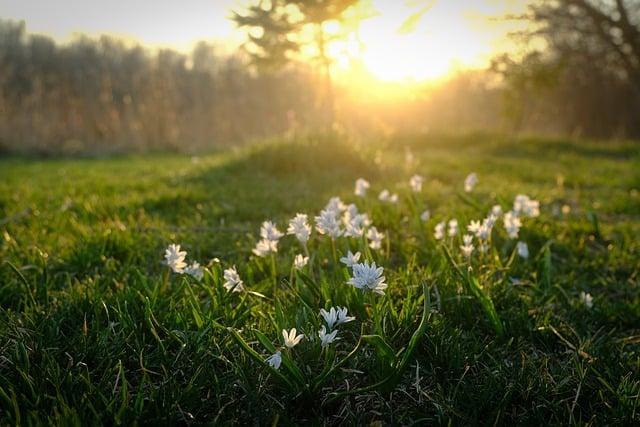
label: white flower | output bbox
[464,173,478,192]
[315,208,343,238]
[343,203,359,220]
[491,205,503,217]
[516,241,529,259]
[260,221,284,242]
[409,174,424,192]
[223,266,245,292]
[504,211,522,239]
[467,220,481,235]
[252,238,278,257]
[320,307,339,330]
[420,210,430,222]
[366,226,385,250]
[460,234,474,258]
[434,221,445,240]
[282,328,304,348]
[477,221,492,241]
[184,261,204,280]
[293,254,308,269]
[354,178,370,197]
[325,197,346,215]
[335,306,355,326]
[318,326,339,347]
[513,194,540,218]
[320,306,355,330]
[579,291,593,309]
[483,214,498,230]
[164,244,187,273]
[379,190,398,203]
[348,261,388,295]
[448,219,459,237]
[266,351,282,369]
[343,209,370,238]
[340,250,361,267]
[470,217,494,241]
[287,213,311,244]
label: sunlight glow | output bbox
[337,0,517,82]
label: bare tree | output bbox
[233,0,362,127]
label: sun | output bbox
[338,0,499,82]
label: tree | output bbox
[232,0,364,126]
[494,0,640,137]
[529,0,640,86]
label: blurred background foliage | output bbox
[0,0,638,155]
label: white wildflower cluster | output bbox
[164,244,204,280]
[502,194,540,240]
[318,306,355,347]
[433,219,458,240]
[266,305,357,369]
[161,173,548,381]
[513,194,540,218]
[431,178,541,261]
[464,207,501,255]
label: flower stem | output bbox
[331,238,338,265]
[271,254,278,300]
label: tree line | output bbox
[0,0,638,155]
[0,20,323,154]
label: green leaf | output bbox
[255,330,307,389]
[441,245,504,336]
[362,335,397,366]
[229,328,297,392]
[324,282,431,403]
[541,244,553,290]
[392,282,431,381]
[467,276,504,337]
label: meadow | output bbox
[0,134,639,425]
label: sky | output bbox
[0,0,524,81]
[0,0,242,50]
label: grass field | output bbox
[1,134,639,425]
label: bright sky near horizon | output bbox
[0,0,524,81]
[0,0,241,49]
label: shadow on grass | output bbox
[139,136,382,225]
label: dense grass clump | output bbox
[0,134,639,425]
